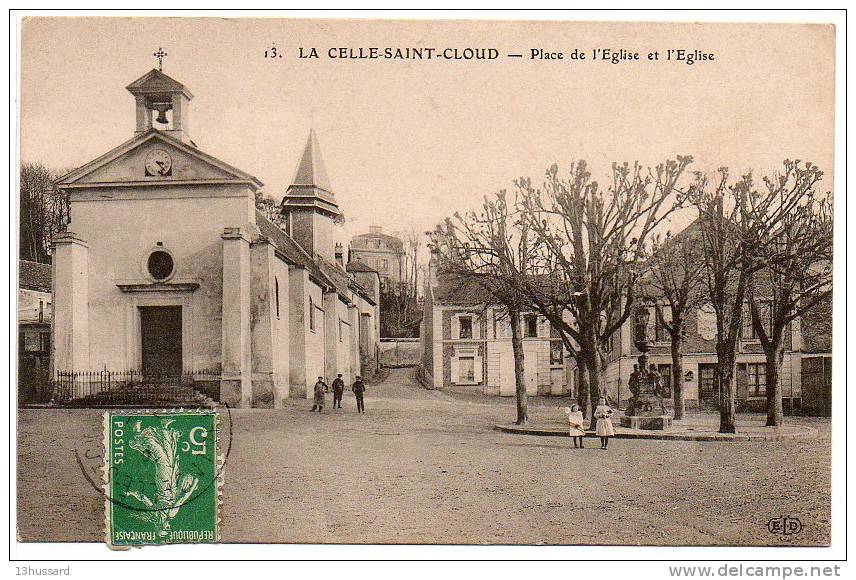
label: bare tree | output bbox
[641,227,706,421]
[690,169,754,433]
[690,160,826,433]
[744,161,832,426]
[20,162,70,263]
[430,190,535,424]
[254,191,283,225]
[520,158,692,427]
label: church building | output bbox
[52,67,379,408]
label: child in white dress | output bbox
[594,397,615,450]
[564,404,586,448]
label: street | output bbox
[17,368,830,546]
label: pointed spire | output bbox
[282,130,341,219]
[291,129,333,193]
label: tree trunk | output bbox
[670,335,685,421]
[509,308,528,425]
[717,343,738,434]
[577,361,589,420]
[586,344,606,430]
[765,340,786,427]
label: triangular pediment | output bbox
[57,130,262,189]
[126,69,193,98]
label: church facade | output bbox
[52,68,379,408]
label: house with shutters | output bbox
[586,222,833,416]
[50,66,380,407]
[591,296,832,415]
[420,253,570,395]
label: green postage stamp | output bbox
[104,411,221,548]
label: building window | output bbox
[459,316,473,339]
[309,296,316,331]
[338,319,344,342]
[274,277,280,319]
[658,364,672,397]
[550,340,564,365]
[459,356,476,383]
[606,333,615,353]
[654,307,670,342]
[147,249,175,281]
[747,363,767,396]
[39,332,50,353]
[524,315,538,338]
[741,300,771,340]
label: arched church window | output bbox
[147,250,174,281]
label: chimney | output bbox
[428,247,441,290]
[369,225,382,235]
[334,243,344,267]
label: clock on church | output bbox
[145,148,172,176]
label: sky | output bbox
[20,17,835,250]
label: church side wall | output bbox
[270,258,291,404]
[333,297,353,384]
[305,280,326,399]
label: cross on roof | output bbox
[153,47,167,71]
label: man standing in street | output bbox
[331,373,345,409]
[352,375,366,414]
[311,376,327,412]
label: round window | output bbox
[147,250,174,281]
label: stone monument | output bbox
[620,306,673,430]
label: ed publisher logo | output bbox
[767,515,803,536]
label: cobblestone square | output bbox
[17,369,830,546]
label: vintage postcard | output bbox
[11,11,844,565]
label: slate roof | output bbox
[346,259,378,274]
[282,130,341,217]
[255,211,328,280]
[255,211,375,306]
[432,272,499,305]
[19,260,52,292]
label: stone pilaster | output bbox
[250,239,276,408]
[51,232,90,375]
[323,291,338,382]
[221,227,252,408]
[288,267,309,398]
[348,304,360,383]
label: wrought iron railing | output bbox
[52,369,221,406]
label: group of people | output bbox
[310,374,367,413]
[563,397,615,450]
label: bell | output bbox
[153,103,171,125]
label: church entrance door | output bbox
[140,306,183,379]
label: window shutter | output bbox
[450,355,460,384]
[473,315,481,339]
[451,315,460,339]
[474,354,483,383]
[737,363,749,399]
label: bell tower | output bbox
[281,130,343,262]
[126,57,193,143]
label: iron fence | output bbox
[52,369,221,406]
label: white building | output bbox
[52,67,380,407]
